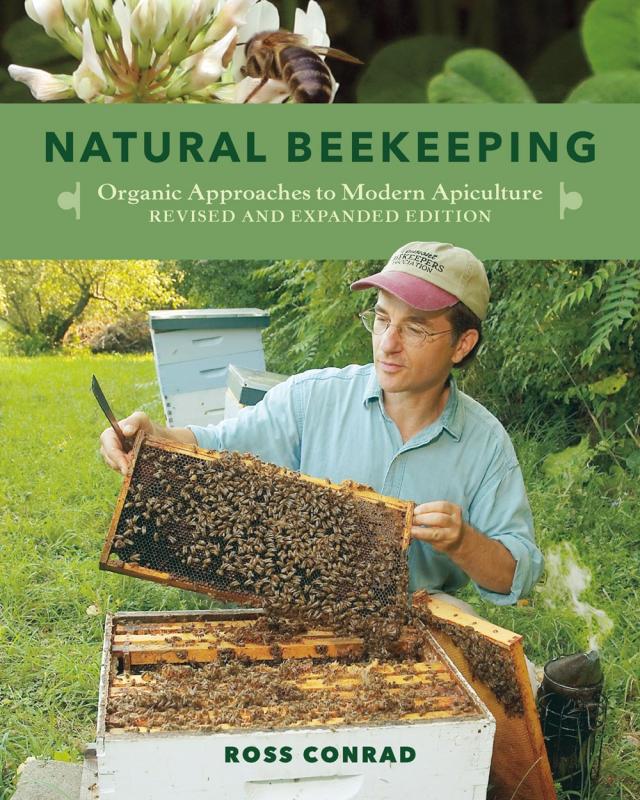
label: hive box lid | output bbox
[149,308,270,332]
[227,363,289,405]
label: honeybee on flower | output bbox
[8,0,357,104]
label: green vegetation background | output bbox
[0,0,592,103]
[5,0,640,104]
[0,258,639,798]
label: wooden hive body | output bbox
[413,593,557,800]
[97,609,496,800]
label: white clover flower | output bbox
[187,0,218,31]
[26,0,66,36]
[232,75,288,103]
[112,0,133,56]
[73,18,109,100]
[294,0,329,48]
[10,0,338,102]
[7,65,75,101]
[202,0,255,45]
[130,0,170,48]
[62,0,89,27]
[168,25,236,96]
[168,0,193,33]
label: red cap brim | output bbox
[350,271,459,312]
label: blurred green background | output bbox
[0,0,595,103]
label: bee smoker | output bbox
[537,651,606,797]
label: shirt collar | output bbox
[362,365,464,442]
[363,364,382,405]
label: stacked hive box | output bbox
[97,609,496,800]
[224,364,288,419]
[148,308,270,427]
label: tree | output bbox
[0,260,184,349]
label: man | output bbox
[101,241,543,606]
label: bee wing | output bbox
[262,30,308,47]
[314,46,363,65]
[238,31,306,47]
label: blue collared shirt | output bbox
[189,364,543,605]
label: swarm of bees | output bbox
[242,31,363,104]
[107,643,477,733]
[107,440,410,649]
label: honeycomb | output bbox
[105,613,481,733]
[102,435,413,643]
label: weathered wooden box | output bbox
[96,609,495,800]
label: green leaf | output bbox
[626,448,640,472]
[587,372,629,396]
[543,437,593,483]
[356,35,462,103]
[566,70,640,102]
[428,71,494,103]
[582,0,640,73]
[53,751,76,762]
[2,18,68,66]
[527,30,590,102]
[428,49,536,104]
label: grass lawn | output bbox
[0,354,638,798]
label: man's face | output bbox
[372,290,464,396]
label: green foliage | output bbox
[428,49,536,103]
[0,18,76,103]
[254,260,381,374]
[543,437,593,483]
[548,262,640,367]
[356,35,461,103]
[424,0,640,103]
[566,70,640,101]
[0,733,13,800]
[581,0,640,73]
[479,428,639,798]
[526,30,590,102]
[2,17,68,65]
[462,260,640,459]
[0,354,221,788]
[175,260,269,310]
[0,260,184,349]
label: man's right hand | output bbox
[100,411,154,475]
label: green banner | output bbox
[0,103,635,259]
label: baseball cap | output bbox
[350,242,490,320]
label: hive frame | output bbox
[100,432,414,606]
[413,592,557,800]
[97,608,493,738]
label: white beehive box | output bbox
[148,309,270,428]
[224,364,289,420]
[96,610,495,800]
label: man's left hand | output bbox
[411,501,467,554]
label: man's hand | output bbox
[411,501,466,554]
[100,411,154,475]
[411,500,517,595]
[99,413,198,476]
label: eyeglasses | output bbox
[359,309,453,346]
